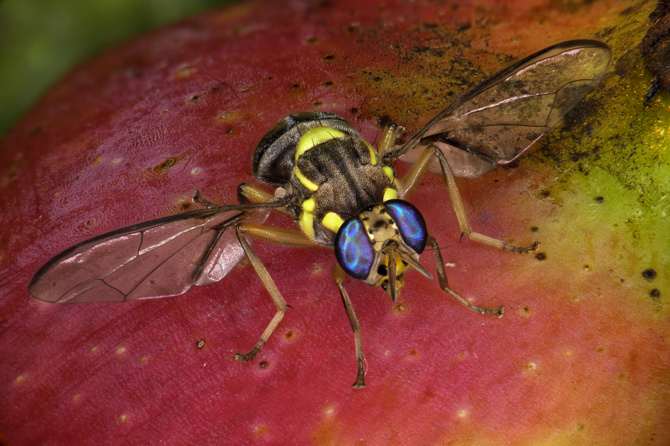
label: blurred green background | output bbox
[0,0,234,137]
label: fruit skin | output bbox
[1,0,668,445]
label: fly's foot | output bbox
[504,241,539,254]
[235,345,261,362]
[352,379,366,389]
[479,305,504,318]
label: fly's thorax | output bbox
[292,126,399,246]
[334,200,431,300]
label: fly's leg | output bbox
[399,145,538,254]
[238,183,295,218]
[376,124,405,159]
[234,223,316,362]
[427,235,504,317]
[333,264,366,389]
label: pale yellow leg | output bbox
[399,145,538,254]
[333,264,366,389]
[427,236,504,317]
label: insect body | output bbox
[29,40,611,388]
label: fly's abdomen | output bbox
[253,112,361,188]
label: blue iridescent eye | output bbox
[384,200,427,253]
[334,218,375,280]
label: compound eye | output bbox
[384,200,427,253]
[334,218,375,280]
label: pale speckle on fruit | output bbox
[524,362,539,375]
[191,167,201,175]
[116,346,127,355]
[456,409,468,419]
[111,157,122,165]
[118,414,129,424]
[72,394,81,403]
[14,375,25,386]
[89,346,99,354]
[324,405,336,416]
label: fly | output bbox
[29,40,611,388]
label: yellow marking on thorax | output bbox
[322,212,344,233]
[299,198,317,240]
[382,166,399,201]
[383,187,398,202]
[295,127,346,161]
[294,167,319,191]
[366,142,379,165]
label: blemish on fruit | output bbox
[650,289,660,299]
[14,375,25,386]
[409,349,419,357]
[139,357,147,364]
[254,424,269,436]
[259,360,269,369]
[530,226,538,232]
[323,54,335,61]
[535,252,547,261]
[312,263,323,274]
[519,304,532,317]
[148,157,180,175]
[217,112,233,121]
[176,67,196,77]
[90,346,99,354]
[111,158,122,165]
[595,196,604,203]
[116,346,127,355]
[540,189,551,198]
[284,330,295,342]
[76,219,95,233]
[642,268,657,281]
[564,349,573,356]
[240,86,251,93]
[72,394,81,403]
[583,264,591,272]
[118,414,129,424]
[304,36,319,45]
[394,302,407,314]
[189,94,201,103]
[191,167,202,175]
[323,81,333,87]
[456,409,468,418]
[457,352,467,360]
[225,128,236,136]
[597,347,606,355]
[313,100,324,106]
[195,339,206,350]
[324,405,336,416]
[90,157,102,165]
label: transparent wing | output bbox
[29,203,272,304]
[394,40,611,177]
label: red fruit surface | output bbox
[1,0,668,445]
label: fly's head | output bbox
[334,200,432,301]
